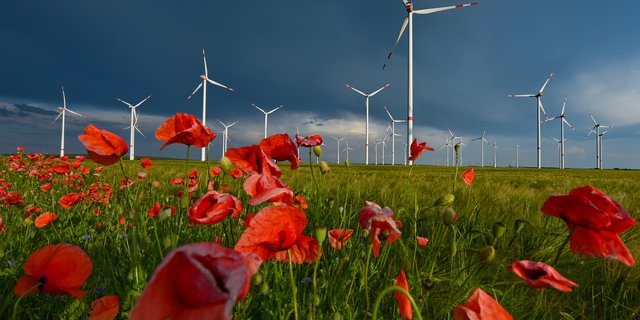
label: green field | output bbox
[1,155,639,319]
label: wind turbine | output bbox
[544,97,574,169]
[448,128,462,165]
[587,112,611,170]
[332,136,346,164]
[54,86,85,158]
[551,137,566,169]
[187,48,235,162]
[492,141,498,168]
[439,135,453,166]
[515,144,519,168]
[384,106,407,166]
[472,128,489,167]
[343,140,354,163]
[252,103,283,139]
[117,95,150,160]
[599,130,610,169]
[508,72,554,169]
[217,120,238,156]
[344,83,390,165]
[383,0,478,165]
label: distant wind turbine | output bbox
[217,120,238,156]
[586,112,612,170]
[448,128,462,165]
[384,106,407,166]
[472,128,489,167]
[345,83,390,165]
[343,140,354,163]
[508,72,554,169]
[551,137,566,169]
[492,141,498,168]
[54,86,85,157]
[117,95,150,160]
[187,48,235,162]
[544,97,574,169]
[252,103,283,139]
[332,136,346,164]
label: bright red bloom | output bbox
[230,167,244,179]
[89,295,120,320]
[140,157,153,169]
[416,236,429,248]
[188,168,199,180]
[408,138,434,161]
[508,260,578,292]
[59,192,85,208]
[14,244,93,299]
[235,205,318,263]
[1,191,25,206]
[78,124,128,165]
[295,134,323,147]
[359,201,402,257]
[210,166,223,177]
[169,177,183,185]
[295,194,308,209]
[189,191,243,225]
[461,168,475,186]
[243,174,294,206]
[454,288,513,320]
[53,164,71,174]
[155,113,215,149]
[35,212,57,228]
[260,134,300,170]
[394,269,413,319]
[328,229,353,250]
[130,243,261,320]
[40,183,52,193]
[148,203,176,218]
[541,185,637,266]
[226,145,281,177]
[17,146,24,152]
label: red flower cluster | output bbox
[226,134,299,177]
[155,113,216,149]
[78,124,128,165]
[359,201,401,257]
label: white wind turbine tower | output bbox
[374,139,382,165]
[343,140,354,163]
[344,83,390,165]
[252,103,283,139]
[551,137,566,169]
[188,48,235,161]
[217,120,238,156]
[508,73,554,169]
[384,106,407,166]
[544,97,574,169]
[515,144,519,168]
[472,128,489,167]
[439,135,453,166]
[599,130,610,170]
[117,95,150,160]
[332,136,346,164]
[382,0,478,165]
[586,112,611,170]
[492,141,498,167]
[54,86,85,157]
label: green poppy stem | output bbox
[12,283,40,320]
[309,148,319,191]
[363,243,372,315]
[371,285,424,320]
[552,228,575,266]
[288,250,299,320]
[311,243,322,320]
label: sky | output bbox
[2,1,640,169]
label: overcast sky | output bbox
[2,1,640,168]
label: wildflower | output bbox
[210,166,223,177]
[189,191,243,225]
[14,244,93,299]
[541,185,637,266]
[408,138,434,161]
[40,183,52,193]
[137,172,147,179]
[454,288,513,320]
[230,167,244,179]
[320,161,331,174]
[155,113,215,149]
[416,236,429,248]
[243,174,293,206]
[394,269,412,319]
[508,260,578,292]
[82,235,92,241]
[8,259,17,266]
[226,145,280,177]
[327,229,353,250]
[78,124,128,165]
[89,295,120,320]
[461,168,475,186]
[140,157,153,169]
[359,201,401,257]
[34,212,57,228]
[59,192,85,208]
[295,134,323,147]
[259,133,300,170]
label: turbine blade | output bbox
[202,48,208,77]
[134,95,151,108]
[384,106,394,120]
[252,103,266,114]
[539,72,554,93]
[268,105,283,114]
[187,83,203,100]
[344,84,367,96]
[229,121,238,127]
[561,96,567,115]
[413,2,479,15]
[382,17,408,70]
[54,112,63,122]
[563,118,574,129]
[66,108,85,118]
[508,94,536,98]
[61,86,67,108]
[117,98,133,107]
[207,78,235,92]
[135,126,145,137]
[369,83,391,97]
[538,100,548,118]
[216,119,226,126]
[589,112,598,126]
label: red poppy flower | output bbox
[17,146,24,152]
[169,177,183,185]
[416,236,429,248]
[210,166,223,177]
[75,155,86,162]
[508,260,578,292]
[130,242,261,320]
[189,191,243,225]
[454,288,513,320]
[235,205,318,263]
[461,168,475,186]
[243,174,294,206]
[40,183,52,193]
[226,145,281,177]
[0,214,5,232]
[14,244,93,299]
[295,194,308,209]
[35,212,57,228]
[53,164,71,174]
[408,138,434,161]
[328,229,353,250]
[148,203,176,218]
[394,269,413,319]
[89,295,120,320]
[137,172,147,179]
[155,113,215,149]
[119,215,125,225]
[541,185,637,266]
[188,168,199,180]
[1,191,24,206]
[359,201,402,257]
[78,124,128,165]
[230,167,244,179]
[59,192,85,208]
[140,157,153,169]
[260,133,300,170]
[295,134,323,147]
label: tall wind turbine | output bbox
[117,95,150,160]
[332,136,346,164]
[252,104,283,139]
[343,140,354,163]
[472,128,489,167]
[384,106,407,166]
[545,97,574,169]
[217,120,238,156]
[188,48,235,161]
[587,112,611,170]
[508,73,554,169]
[383,0,478,165]
[54,86,85,157]
[345,83,390,165]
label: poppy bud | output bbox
[315,227,327,244]
[313,145,322,158]
[253,272,263,285]
[442,207,457,225]
[320,161,331,174]
[479,245,496,262]
[220,156,233,174]
[344,160,350,168]
[260,282,270,295]
[492,222,506,240]
[434,194,455,207]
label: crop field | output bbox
[1,148,639,319]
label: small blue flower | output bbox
[301,277,312,285]
[81,235,91,241]
[119,234,128,240]
[7,260,17,266]
[96,287,106,294]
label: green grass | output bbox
[1,155,639,319]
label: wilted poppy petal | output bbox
[454,288,513,320]
[328,229,353,250]
[89,295,120,320]
[394,269,413,319]
[570,226,635,266]
[508,260,578,292]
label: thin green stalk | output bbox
[12,283,40,320]
[311,243,322,320]
[309,149,319,190]
[288,250,299,320]
[371,285,424,320]
[363,243,373,315]
[552,228,575,266]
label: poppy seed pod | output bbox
[492,222,506,240]
[442,207,457,225]
[320,161,331,174]
[220,156,233,174]
[479,245,496,262]
[434,194,455,207]
[315,227,327,244]
[313,145,322,158]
